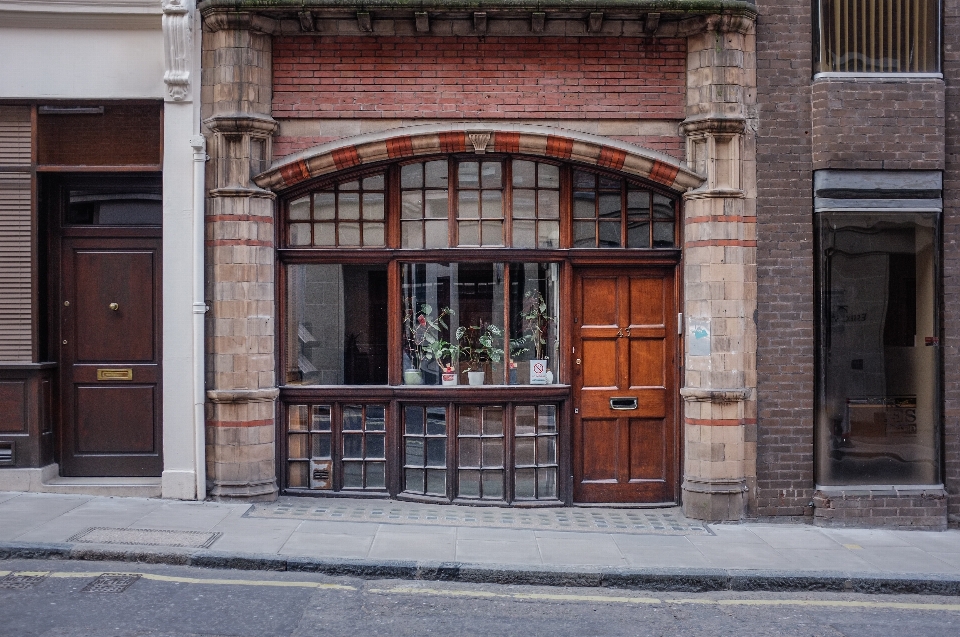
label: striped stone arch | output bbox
[253,124,703,193]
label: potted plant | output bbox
[519,291,555,384]
[402,302,453,385]
[427,339,460,386]
[456,321,505,386]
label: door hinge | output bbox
[678,312,683,335]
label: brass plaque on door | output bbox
[97,368,133,381]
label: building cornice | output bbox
[0,0,164,29]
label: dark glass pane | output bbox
[405,407,424,435]
[539,190,560,218]
[459,470,480,497]
[599,221,621,248]
[538,405,557,432]
[628,219,651,248]
[573,170,595,189]
[538,468,558,498]
[573,221,596,248]
[598,194,621,219]
[539,164,560,188]
[599,175,621,190]
[425,160,448,188]
[311,405,332,431]
[483,408,503,436]
[342,462,363,488]
[538,436,557,464]
[366,405,385,431]
[627,190,650,214]
[515,468,536,498]
[459,407,480,435]
[426,438,447,465]
[482,471,504,499]
[363,174,384,190]
[367,462,385,489]
[653,221,675,248]
[426,469,446,495]
[343,433,363,459]
[515,438,536,466]
[515,406,536,435]
[65,174,163,226]
[405,468,424,492]
[573,192,595,218]
[405,438,424,466]
[342,406,363,431]
[459,438,481,467]
[653,194,675,220]
[426,407,447,435]
[401,163,423,188]
[482,438,504,467]
[366,434,385,459]
[312,433,331,459]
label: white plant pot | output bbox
[403,369,424,385]
[441,371,458,386]
[467,371,485,386]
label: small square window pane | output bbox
[515,438,536,466]
[288,462,308,488]
[481,162,502,188]
[367,434,385,459]
[339,193,360,220]
[459,470,480,497]
[363,193,384,220]
[573,170,595,189]
[339,223,361,246]
[573,221,596,247]
[425,220,448,249]
[627,190,650,214]
[343,406,363,431]
[513,160,535,187]
[342,461,363,488]
[289,223,311,246]
[459,438,481,467]
[627,219,650,248]
[343,433,363,459]
[599,175,620,190]
[599,221,621,247]
[288,433,308,458]
[426,407,447,435]
[314,222,336,246]
[458,191,479,218]
[653,221,675,248]
[513,220,536,248]
[538,221,560,248]
[426,469,446,495]
[363,174,384,190]
[426,438,446,465]
[340,180,360,191]
[366,405,385,430]
[480,220,503,246]
[482,439,504,467]
[538,436,557,464]
[515,468,536,498]
[458,221,479,246]
[405,407,424,435]
[599,194,621,219]
[459,407,480,436]
[482,189,502,219]
[425,190,448,218]
[288,405,308,431]
[315,192,335,220]
[573,193,595,218]
[363,223,385,247]
[459,161,479,187]
[425,160,448,188]
[289,197,310,221]
[513,189,536,219]
[311,406,331,431]
[366,462,385,488]
[539,163,560,188]
[653,194,675,220]
[538,405,557,432]
[515,406,536,435]
[538,468,558,498]
[401,163,423,188]
[538,190,560,218]
[482,471,504,499]
[402,192,423,219]
[405,438,424,466]
[312,433,331,459]
[405,468,424,492]
[402,221,424,249]
[483,408,504,436]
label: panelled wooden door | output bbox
[572,268,678,503]
[59,233,162,476]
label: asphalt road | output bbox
[2,558,960,637]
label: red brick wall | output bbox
[273,36,686,120]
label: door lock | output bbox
[576,358,581,365]
[109,303,119,311]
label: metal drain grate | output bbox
[0,572,48,590]
[81,573,141,593]
[66,527,221,548]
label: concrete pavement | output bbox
[3,491,960,593]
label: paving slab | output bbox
[368,524,458,562]
[0,493,92,541]
[11,496,165,544]
[455,538,542,565]
[535,531,625,566]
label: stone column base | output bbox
[208,478,278,502]
[682,477,747,521]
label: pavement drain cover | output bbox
[247,497,711,536]
[67,527,222,548]
[0,573,48,590]
[81,573,142,593]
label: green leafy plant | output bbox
[519,291,555,360]
[456,321,504,373]
[402,302,453,370]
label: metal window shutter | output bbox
[0,106,31,166]
[0,106,33,361]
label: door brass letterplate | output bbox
[610,397,638,410]
[97,368,133,381]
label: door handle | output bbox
[109,303,119,311]
[610,397,638,410]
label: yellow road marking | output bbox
[11,571,50,577]
[45,570,354,590]
[843,544,864,550]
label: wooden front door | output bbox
[59,234,162,476]
[572,268,678,503]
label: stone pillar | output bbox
[679,13,758,520]
[201,12,279,501]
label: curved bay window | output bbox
[280,154,679,503]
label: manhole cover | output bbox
[67,527,221,548]
[0,573,47,590]
[81,573,142,593]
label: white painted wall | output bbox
[0,27,164,99]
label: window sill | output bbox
[813,72,943,81]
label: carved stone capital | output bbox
[679,117,747,137]
[204,113,279,136]
[676,12,756,37]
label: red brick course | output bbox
[272,36,686,120]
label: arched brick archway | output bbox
[254,124,703,194]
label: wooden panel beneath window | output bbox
[38,104,162,167]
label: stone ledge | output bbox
[206,388,280,404]
[680,387,751,403]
